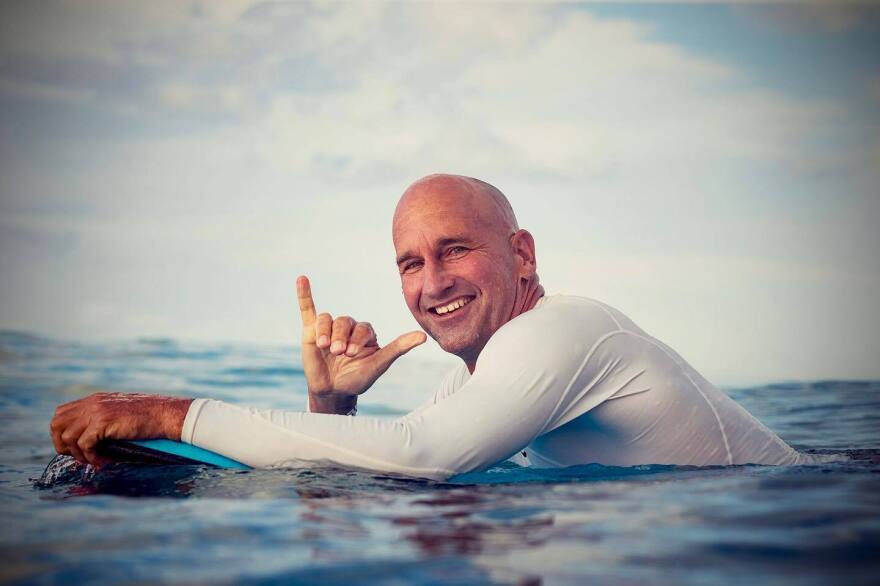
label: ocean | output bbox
[0,331,878,585]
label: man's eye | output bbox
[447,246,468,257]
[401,261,423,274]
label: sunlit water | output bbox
[1,331,878,585]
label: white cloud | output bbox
[0,2,846,179]
[1,2,877,384]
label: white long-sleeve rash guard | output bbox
[181,295,819,481]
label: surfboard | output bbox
[99,439,250,469]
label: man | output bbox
[50,174,818,480]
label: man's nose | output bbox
[422,260,455,299]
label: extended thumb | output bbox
[393,331,427,354]
[372,331,427,371]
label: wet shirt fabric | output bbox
[181,295,817,480]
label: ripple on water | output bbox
[2,331,879,585]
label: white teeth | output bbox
[434,297,471,315]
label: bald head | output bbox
[391,173,542,369]
[394,174,519,236]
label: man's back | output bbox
[431,295,818,468]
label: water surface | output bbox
[1,331,878,585]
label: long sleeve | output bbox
[181,295,825,479]
[181,304,593,481]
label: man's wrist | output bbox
[159,397,195,440]
[308,393,358,416]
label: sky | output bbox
[1,1,878,386]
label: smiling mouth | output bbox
[428,296,475,316]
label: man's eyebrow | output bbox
[436,236,471,248]
[395,236,473,266]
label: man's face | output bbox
[393,188,520,364]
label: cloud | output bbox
[1,2,877,382]
[0,2,849,182]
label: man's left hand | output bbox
[297,275,426,401]
[50,392,193,466]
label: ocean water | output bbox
[0,331,878,585]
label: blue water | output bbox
[1,331,878,585]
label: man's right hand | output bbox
[50,392,192,466]
[297,275,426,414]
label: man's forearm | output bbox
[308,393,358,415]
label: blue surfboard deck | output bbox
[129,440,250,469]
[103,440,250,469]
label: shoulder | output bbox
[535,294,642,333]
[495,294,629,341]
[475,294,630,374]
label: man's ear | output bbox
[510,229,537,277]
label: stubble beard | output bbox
[423,314,487,364]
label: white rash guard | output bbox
[181,295,822,480]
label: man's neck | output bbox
[516,281,545,318]
[464,276,545,374]
[511,273,545,321]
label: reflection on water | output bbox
[2,331,879,584]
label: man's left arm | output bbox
[174,308,583,481]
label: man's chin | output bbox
[418,318,481,357]
[433,331,478,358]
